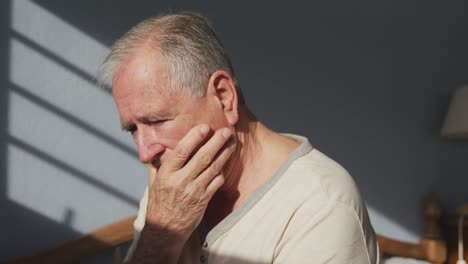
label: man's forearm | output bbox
[129,225,186,264]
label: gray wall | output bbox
[1,0,467,262]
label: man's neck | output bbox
[204,106,300,231]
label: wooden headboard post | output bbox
[421,192,447,264]
[423,192,443,239]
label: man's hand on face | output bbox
[145,124,235,244]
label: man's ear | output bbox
[207,70,239,126]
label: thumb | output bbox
[147,163,157,187]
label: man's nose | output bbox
[135,130,165,164]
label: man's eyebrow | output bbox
[136,114,168,123]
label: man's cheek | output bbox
[159,121,191,149]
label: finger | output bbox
[147,163,157,187]
[183,127,233,179]
[163,123,211,172]
[195,137,235,189]
[205,174,225,200]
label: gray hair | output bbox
[98,12,244,103]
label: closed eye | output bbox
[140,117,172,126]
[121,124,137,134]
[121,118,171,134]
[147,119,167,125]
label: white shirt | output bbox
[125,135,379,264]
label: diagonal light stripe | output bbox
[11,0,109,81]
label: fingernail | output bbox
[222,128,232,138]
[200,124,210,134]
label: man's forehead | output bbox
[113,49,167,88]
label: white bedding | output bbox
[381,257,430,264]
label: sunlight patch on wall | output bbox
[7,0,146,233]
[368,207,419,243]
[7,89,142,197]
[6,142,137,232]
[11,0,109,80]
[8,38,128,149]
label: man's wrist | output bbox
[130,224,187,264]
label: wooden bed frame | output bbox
[377,192,447,263]
[4,193,448,264]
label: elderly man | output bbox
[99,12,379,264]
